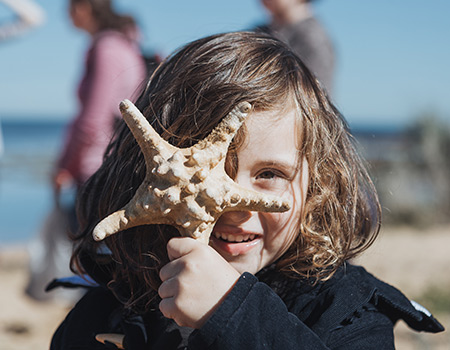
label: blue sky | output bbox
[1,0,449,128]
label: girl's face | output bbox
[210,106,308,274]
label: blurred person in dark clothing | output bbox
[256,0,335,94]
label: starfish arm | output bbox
[223,180,291,214]
[192,102,251,163]
[92,209,132,241]
[92,185,162,241]
[92,202,168,241]
[192,225,214,245]
[119,99,177,163]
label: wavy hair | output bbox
[72,31,381,312]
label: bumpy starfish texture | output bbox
[93,99,291,244]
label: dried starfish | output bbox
[93,99,291,244]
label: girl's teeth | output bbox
[214,232,257,242]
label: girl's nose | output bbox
[219,210,252,225]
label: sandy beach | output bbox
[0,225,449,349]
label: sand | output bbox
[0,225,449,349]
[0,248,69,350]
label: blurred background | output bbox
[0,0,449,348]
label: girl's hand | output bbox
[158,237,240,329]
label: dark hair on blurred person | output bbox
[70,0,136,35]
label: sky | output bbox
[1,0,449,128]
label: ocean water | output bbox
[0,120,67,245]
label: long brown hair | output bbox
[72,31,381,312]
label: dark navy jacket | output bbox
[50,263,443,349]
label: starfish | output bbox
[93,99,291,244]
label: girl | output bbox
[51,32,443,349]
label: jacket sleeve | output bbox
[188,273,395,350]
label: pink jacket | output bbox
[58,29,146,184]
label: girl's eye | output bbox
[255,169,288,192]
[257,170,278,180]
[254,168,291,192]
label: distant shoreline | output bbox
[0,117,408,134]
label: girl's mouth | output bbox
[211,230,261,256]
[213,231,257,243]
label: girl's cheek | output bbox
[264,211,289,231]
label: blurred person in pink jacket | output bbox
[53,0,146,202]
[26,0,146,303]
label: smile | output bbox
[211,230,262,256]
[213,231,257,243]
